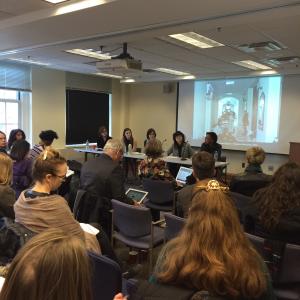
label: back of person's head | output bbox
[157,180,266,299]
[145,140,162,158]
[8,129,26,149]
[0,228,92,300]
[192,151,215,180]
[10,140,30,162]
[173,131,185,144]
[146,128,156,139]
[246,147,265,165]
[254,161,300,230]
[33,148,66,182]
[206,131,218,143]
[0,153,12,185]
[39,130,58,146]
[104,138,123,152]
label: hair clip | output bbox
[196,180,229,192]
[43,150,48,160]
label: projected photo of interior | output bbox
[192,76,282,146]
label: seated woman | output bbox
[122,128,138,178]
[167,131,194,159]
[7,129,26,150]
[143,128,162,148]
[29,130,58,160]
[0,153,15,219]
[96,126,112,149]
[149,180,274,300]
[200,131,222,161]
[14,148,100,254]
[0,228,92,300]
[0,131,7,154]
[138,140,174,183]
[246,162,300,244]
[230,147,271,196]
[10,140,32,199]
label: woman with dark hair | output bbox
[7,129,26,150]
[200,131,222,161]
[248,162,300,244]
[0,131,7,154]
[10,140,32,199]
[143,128,162,148]
[146,180,275,300]
[96,126,111,149]
[122,128,137,178]
[167,131,193,159]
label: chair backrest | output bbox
[231,178,271,197]
[88,252,122,300]
[229,192,252,223]
[111,199,152,238]
[164,213,186,241]
[142,178,174,205]
[73,189,86,219]
[278,243,300,283]
[245,232,265,257]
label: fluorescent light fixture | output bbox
[43,0,69,3]
[260,70,278,75]
[169,32,224,49]
[55,0,110,15]
[180,75,196,80]
[9,58,50,66]
[95,72,122,79]
[226,80,235,85]
[120,78,135,83]
[155,68,191,76]
[65,49,111,60]
[233,60,272,70]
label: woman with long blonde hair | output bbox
[0,153,15,219]
[153,180,275,299]
[0,228,92,300]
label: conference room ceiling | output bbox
[1,0,300,82]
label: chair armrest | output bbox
[152,219,165,225]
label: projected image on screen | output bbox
[192,76,282,147]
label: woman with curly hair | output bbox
[249,162,300,244]
[150,180,275,300]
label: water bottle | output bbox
[128,143,132,153]
[85,139,90,149]
[213,150,218,161]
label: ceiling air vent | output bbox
[237,41,283,53]
[266,56,300,66]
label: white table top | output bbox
[73,148,228,167]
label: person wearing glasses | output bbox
[13,148,101,255]
[80,139,136,237]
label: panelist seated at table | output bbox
[167,131,194,159]
[200,131,222,161]
[122,128,137,178]
[143,128,162,148]
[96,125,112,149]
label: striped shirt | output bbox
[29,144,44,160]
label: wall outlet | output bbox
[242,162,245,168]
[268,165,274,171]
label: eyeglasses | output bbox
[55,174,67,182]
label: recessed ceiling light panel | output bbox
[65,49,111,60]
[43,0,69,4]
[233,60,272,70]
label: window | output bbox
[0,89,20,135]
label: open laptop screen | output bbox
[176,166,193,185]
[126,188,148,204]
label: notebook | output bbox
[176,166,193,185]
[126,188,148,204]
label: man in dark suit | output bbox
[80,139,134,236]
[176,151,215,217]
[200,131,222,161]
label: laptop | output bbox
[176,166,193,185]
[126,188,148,204]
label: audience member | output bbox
[139,140,174,183]
[200,132,222,160]
[14,149,100,254]
[150,180,274,300]
[246,162,300,244]
[176,151,215,217]
[7,129,26,150]
[143,128,161,148]
[80,139,135,237]
[230,147,271,196]
[167,131,194,159]
[122,128,137,178]
[29,130,58,160]
[0,132,7,154]
[10,140,32,199]
[0,228,92,300]
[96,126,111,149]
[0,153,15,219]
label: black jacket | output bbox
[200,142,222,160]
